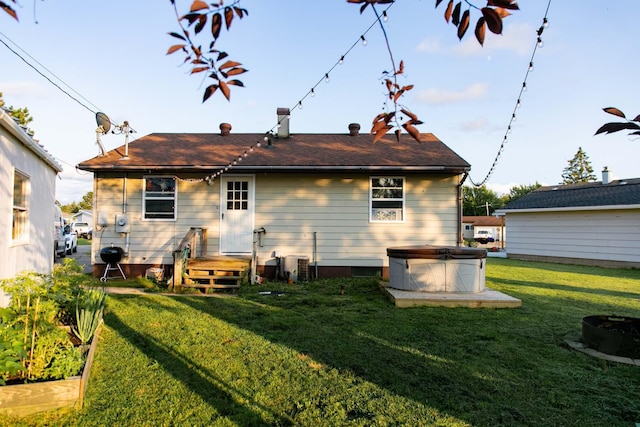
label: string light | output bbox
[339,56,344,64]
[325,73,330,83]
[360,35,367,46]
[469,2,552,187]
[382,11,388,22]
[298,101,303,110]
[310,88,315,97]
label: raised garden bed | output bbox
[0,323,102,417]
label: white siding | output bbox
[506,210,640,264]
[1,117,59,306]
[92,172,461,270]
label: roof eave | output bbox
[496,204,640,214]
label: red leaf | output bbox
[219,60,242,70]
[166,44,186,55]
[487,0,519,10]
[444,0,453,23]
[168,32,186,41]
[452,2,461,26]
[401,109,418,122]
[224,67,248,76]
[394,129,402,142]
[203,85,218,102]
[594,122,640,135]
[190,0,209,12]
[435,0,444,7]
[211,13,222,39]
[603,107,626,119]
[403,123,421,142]
[458,10,470,39]
[632,115,640,122]
[475,17,486,45]
[194,14,207,34]
[224,6,233,30]
[1,3,19,21]
[219,80,231,101]
[226,79,245,87]
[190,67,209,74]
[372,125,393,142]
[481,7,503,34]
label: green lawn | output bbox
[2,259,639,426]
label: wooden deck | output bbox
[179,256,250,293]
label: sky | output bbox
[1,1,639,204]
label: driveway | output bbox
[56,244,93,274]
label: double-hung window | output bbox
[12,170,29,242]
[143,176,176,220]
[370,177,405,222]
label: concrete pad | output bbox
[564,340,640,366]
[381,283,521,308]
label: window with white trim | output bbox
[370,177,405,222]
[12,170,29,241]
[143,176,176,220]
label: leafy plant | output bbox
[72,288,106,345]
[595,107,640,137]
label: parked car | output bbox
[64,225,78,255]
[474,230,495,244]
[72,222,91,239]
[54,206,66,259]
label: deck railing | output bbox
[171,227,207,291]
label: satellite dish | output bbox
[95,112,111,157]
[96,112,111,134]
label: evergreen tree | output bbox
[0,92,34,127]
[561,147,596,184]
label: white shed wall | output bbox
[506,209,640,265]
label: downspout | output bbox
[123,174,130,256]
[457,172,469,247]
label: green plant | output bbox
[72,288,106,345]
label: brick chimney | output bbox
[219,122,232,136]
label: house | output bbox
[71,209,93,225]
[77,111,471,283]
[462,215,505,243]
[496,168,640,268]
[0,107,63,306]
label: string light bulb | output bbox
[298,101,303,110]
[529,61,534,71]
[325,73,330,83]
[339,56,344,64]
[361,35,367,46]
[522,82,527,92]
[537,37,544,48]
[543,17,549,28]
[382,11,388,22]
[310,88,315,97]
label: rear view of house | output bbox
[77,111,471,284]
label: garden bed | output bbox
[0,323,102,417]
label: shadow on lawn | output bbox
[105,310,294,426]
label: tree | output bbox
[502,182,541,205]
[3,0,519,143]
[0,92,34,127]
[463,185,503,216]
[59,191,93,214]
[561,147,596,184]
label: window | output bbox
[370,177,404,222]
[12,170,29,241]
[226,180,248,211]
[143,176,176,220]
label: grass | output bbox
[2,258,639,426]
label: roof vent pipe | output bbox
[349,123,360,136]
[277,108,290,139]
[602,166,611,185]
[220,122,232,136]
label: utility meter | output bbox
[115,214,130,233]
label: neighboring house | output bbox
[72,209,93,225]
[462,215,505,243]
[496,168,640,268]
[77,111,471,280]
[0,107,63,306]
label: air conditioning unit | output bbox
[283,255,309,282]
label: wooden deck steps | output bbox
[181,256,250,293]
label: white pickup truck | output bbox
[474,230,495,244]
[63,224,78,255]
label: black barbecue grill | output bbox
[100,246,126,282]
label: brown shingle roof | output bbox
[77,132,470,173]
[462,216,503,226]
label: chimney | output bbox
[348,123,360,136]
[602,166,611,185]
[219,122,232,136]
[277,108,290,138]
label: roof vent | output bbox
[602,166,611,185]
[219,123,232,136]
[348,123,361,136]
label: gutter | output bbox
[457,172,468,246]
[0,108,63,173]
[496,204,640,214]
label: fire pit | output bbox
[582,315,640,359]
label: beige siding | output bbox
[506,210,640,264]
[92,172,461,269]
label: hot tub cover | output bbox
[387,245,487,260]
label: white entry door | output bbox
[220,176,254,254]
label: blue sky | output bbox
[1,1,638,204]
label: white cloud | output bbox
[452,23,534,57]
[415,82,488,105]
[416,37,442,53]
[458,118,489,132]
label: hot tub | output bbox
[387,245,487,293]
